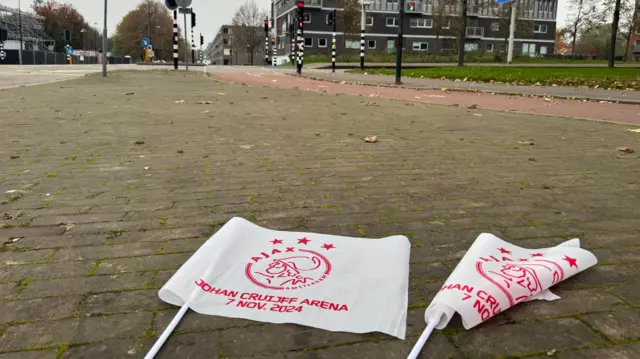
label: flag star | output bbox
[563,255,578,268]
[322,243,335,251]
[531,253,544,257]
[498,247,512,254]
[270,239,283,245]
[298,237,311,245]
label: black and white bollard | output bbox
[173,10,178,70]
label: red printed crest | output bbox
[245,237,333,290]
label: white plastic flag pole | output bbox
[407,311,442,359]
[144,302,190,359]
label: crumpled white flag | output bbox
[425,233,598,329]
[159,217,411,339]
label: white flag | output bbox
[158,217,411,339]
[425,234,598,330]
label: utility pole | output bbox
[296,0,304,74]
[94,22,98,52]
[331,9,336,73]
[395,0,406,85]
[102,0,107,76]
[173,10,178,70]
[457,0,468,67]
[360,1,367,71]
[81,28,86,63]
[609,0,622,68]
[18,0,23,65]
[507,1,517,64]
[264,17,269,65]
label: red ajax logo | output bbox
[245,237,333,290]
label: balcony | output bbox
[466,27,484,38]
[370,0,399,11]
[632,46,640,54]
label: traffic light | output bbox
[0,27,7,42]
[272,38,276,45]
[408,1,416,11]
[64,29,72,42]
[191,12,196,27]
[200,34,204,46]
[327,10,334,25]
[264,18,269,33]
[297,0,304,19]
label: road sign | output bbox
[66,46,73,55]
[178,7,192,14]
[148,45,153,51]
[149,50,155,58]
[176,0,192,7]
[497,0,515,3]
[142,37,150,48]
[0,51,6,61]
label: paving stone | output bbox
[0,249,54,265]
[0,312,151,350]
[32,213,124,226]
[0,282,18,300]
[83,289,170,314]
[9,234,105,249]
[0,260,94,281]
[154,308,257,334]
[162,237,207,253]
[109,227,206,243]
[62,338,152,359]
[155,332,220,359]
[556,345,640,359]
[451,318,604,358]
[508,288,626,320]
[409,262,451,284]
[94,253,193,275]
[559,264,639,289]
[52,242,160,261]
[220,323,378,357]
[154,270,176,286]
[19,272,155,299]
[290,337,461,359]
[612,283,640,306]
[0,351,57,359]
[581,309,640,341]
[0,296,80,324]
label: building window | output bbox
[318,38,327,48]
[368,40,377,49]
[441,20,451,29]
[303,13,311,23]
[491,22,499,32]
[412,42,429,51]
[486,43,494,52]
[410,18,433,28]
[386,17,399,27]
[366,16,374,26]
[304,38,313,47]
[534,24,547,33]
[540,45,548,55]
[345,39,359,49]
[223,39,228,45]
[223,28,229,34]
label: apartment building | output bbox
[209,25,266,65]
[273,0,557,57]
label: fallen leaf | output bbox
[535,82,541,86]
[441,88,447,92]
[627,129,640,133]
[124,92,135,95]
[544,98,552,102]
[365,101,378,106]
[473,113,482,117]
[196,101,213,104]
[364,136,378,143]
[174,100,185,104]
[617,146,634,153]
[468,104,478,109]
[368,94,379,98]
[518,141,535,146]
[216,92,226,96]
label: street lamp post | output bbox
[18,0,23,65]
[157,25,162,61]
[81,28,86,63]
[102,0,107,76]
[94,22,98,52]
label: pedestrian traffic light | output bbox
[408,1,416,11]
[191,12,196,27]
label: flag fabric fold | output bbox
[424,234,598,330]
[158,217,411,339]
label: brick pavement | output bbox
[0,70,639,358]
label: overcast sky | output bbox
[2,0,568,45]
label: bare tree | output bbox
[620,0,639,61]
[566,0,598,55]
[231,0,267,65]
[337,0,361,36]
[431,0,457,61]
